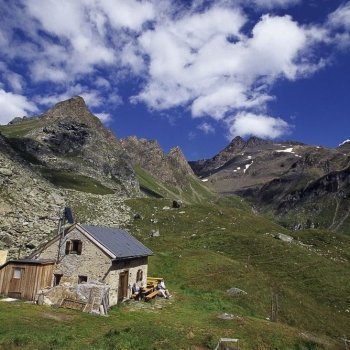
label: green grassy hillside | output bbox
[0,118,45,138]
[1,198,349,349]
[135,165,216,203]
[39,168,115,195]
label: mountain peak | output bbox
[51,95,87,112]
[169,145,183,156]
[224,136,245,153]
[0,96,139,196]
[122,136,194,188]
[230,136,245,145]
[246,136,271,147]
[168,146,194,175]
[42,96,100,126]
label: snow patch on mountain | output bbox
[339,139,350,147]
[244,161,253,174]
[276,147,294,153]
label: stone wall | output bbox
[37,227,111,284]
[36,226,149,306]
[107,257,148,305]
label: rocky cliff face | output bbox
[0,134,64,258]
[0,97,139,258]
[4,96,139,197]
[121,136,194,188]
[0,132,131,258]
[190,136,350,232]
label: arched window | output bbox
[136,269,143,282]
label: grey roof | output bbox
[80,224,153,259]
[1,259,55,268]
[9,259,55,265]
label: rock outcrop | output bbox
[0,134,64,258]
[4,96,139,197]
[0,97,138,258]
[190,136,350,232]
[121,136,194,188]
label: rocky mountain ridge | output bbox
[121,136,194,188]
[2,96,139,197]
[0,96,202,258]
[190,136,350,232]
[2,93,350,259]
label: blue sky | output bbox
[0,0,349,160]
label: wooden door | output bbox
[118,271,129,301]
[8,267,25,299]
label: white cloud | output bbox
[120,42,146,74]
[0,90,38,124]
[327,2,350,48]
[31,62,68,83]
[252,0,300,9]
[248,15,307,79]
[95,77,111,89]
[99,0,155,32]
[21,0,154,82]
[0,0,346,140]
[134,11,321,129]
[227,112,291,139]
[94,112,112,124]
[328,2,350,30]
[0,64,25,93]
[6,72,24,93]
[197,122,215,134]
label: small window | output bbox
[13,268,23,279]
[78,275,88,284]
[53,274,63,286]
[65,241,72,255]
[72,240,82,255]
[136,269,143,282]
[65,240,82,255]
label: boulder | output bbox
[217,313,243,321]
[0,232,14,245]
[150,229,160,237]
[226,287,247,296]
[274,233,293,243]
[172,200,182,208]
[0,168,13,176]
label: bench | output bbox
[147,277,163,284]
[130,293,140,300]
[141,287,154,294]
[144,290,159,301]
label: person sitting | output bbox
[157,279,172,299]
[132,283,141,300]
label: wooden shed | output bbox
[0,259,55,301]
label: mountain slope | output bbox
[190,136,350,231]
[0,96,139,197]
[1,197,349,349]
[0,98,349,348]
[0,96,141,258]
[0,133,64,257]
[0,96,213,258]
[121,136,215,202]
